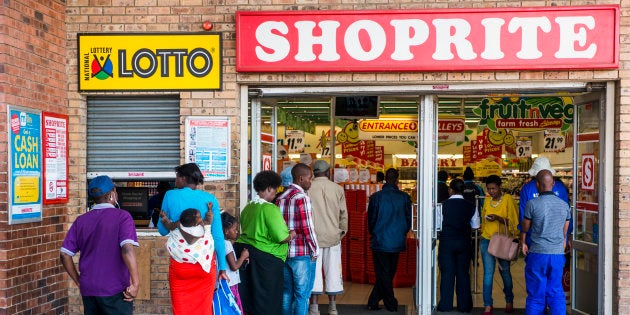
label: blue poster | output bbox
[8,107,42,224]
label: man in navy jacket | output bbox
[366,168,412,312]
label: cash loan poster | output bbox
[8,107,42,224]
[185,117,230,181]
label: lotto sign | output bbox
[581,154,596,191]
[262,154,272,171]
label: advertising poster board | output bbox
[185,116,231,181]
[8,106,43,224]
[43,112,69,204]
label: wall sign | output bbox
[42,112,69,204]
[185,117,231,181]
[8,106,42,224]
[78,33,222,91]
[581,154,596,191]
[236,6,619,72]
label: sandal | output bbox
[483,306,493,315]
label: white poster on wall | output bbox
[185,116,231,181]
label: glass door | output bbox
[571,83,614,314]
[417,94,438,314]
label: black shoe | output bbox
[385,306,398,312]
[366,305,382,311]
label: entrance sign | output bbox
[185,117,231,181]
[8,106,42,224]
[78,33,222,91]
[236,6,619,72]
[42,112,69,204]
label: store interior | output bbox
[248,90,601,312]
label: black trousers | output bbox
[437,238,473,312]
[82,292,133,315]
[368,250,400,311]
[234,243,284,315]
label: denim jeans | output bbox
[480,238,514,307]
[283,255,316,315]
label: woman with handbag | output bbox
[480,175,519,315]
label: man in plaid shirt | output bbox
[276,163,320,315]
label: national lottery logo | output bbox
[83,47,114,81]
[91,54,113,80]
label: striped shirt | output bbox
[524,191,571,255]
[276,183,319,258]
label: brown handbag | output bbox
[487,221,519,261]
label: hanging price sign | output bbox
[543,130,566,152]
[516,136,532,158]
[285,129,305,153]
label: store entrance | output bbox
[243,82,613,314]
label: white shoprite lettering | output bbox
[255,16,596,62]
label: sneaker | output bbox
[328,307,338,315]
[308,304,320,315]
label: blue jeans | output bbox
[480,238,514,307]
[283,255,316,315]
[525,253,566,315]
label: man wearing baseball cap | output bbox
[60,175,140,314]
[308,160,348,315]
[518,157,573,247]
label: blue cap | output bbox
[281,166,294,187]
[88,175,115,198]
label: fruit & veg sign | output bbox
[8,106,42,224]
[473,96,574,132]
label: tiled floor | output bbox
[322,256,546,314]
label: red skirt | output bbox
[169,257,217,315]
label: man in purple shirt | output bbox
[60,175,140,315]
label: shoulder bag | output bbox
[487,221,519,261]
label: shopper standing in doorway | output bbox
[436,178,476,313]
[518,156,572,248]
[308,160,348,315]
[480,175,519,315]
[276,163,320,315]
[366,168,412,312]
[521,169,571,315]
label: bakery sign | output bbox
[236,5,618,72]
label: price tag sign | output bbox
[516,137,532,158]
[285,130,305,153]
[543,131,566,152]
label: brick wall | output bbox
[63,0,630,314]
[0,0,68,314]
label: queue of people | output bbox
[59,156,569,314]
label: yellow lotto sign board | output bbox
[78,33,222,91]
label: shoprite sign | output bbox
[236,5,618,72]
[78,33,222,91]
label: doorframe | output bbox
[601,81,614,315]
[239,81,613,314]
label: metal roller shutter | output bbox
[87,96,180,178]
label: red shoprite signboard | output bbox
[236,5,619,72]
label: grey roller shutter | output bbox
[87,96,180,176]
